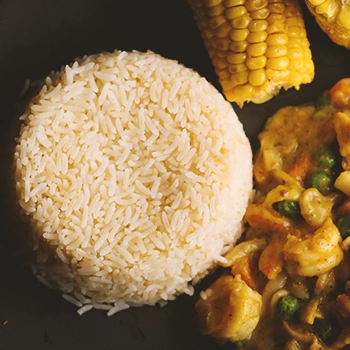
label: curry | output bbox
[195,78,350,349]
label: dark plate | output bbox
[0,1,349,349]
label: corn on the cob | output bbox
[188,0,315,106]
[305,0,350,49]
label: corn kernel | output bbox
[249,69,267,86]
[267,13,286,24]
[285,17,304,27]
[216,49,229,57]
[215,22,232,37]
[245,0,268,11]
[266,69,290,82]
[286,37,301,47]
[202,28,215,40]
[289,59,307,72]
[227,52,247,64]
[266,57,289,70]
[316,0,339,19]
[207,48,216,58]
[218,68,231,79]
[231,14,252,28]
[304,50,312,59]
[194,13,207,28]
[335,6,350,26]
[250,8,270,19]
[247,42,267,56]
[266,33,288,45]
[247,31,268,43]
[284,5,300,17]
[212,55,219,67]
[207,4,225,16]
[224,0,245,7]
[287,48,303,59]
[266,45,288,58]
[248,19,268,32]
[246,56,267,69]
[217,58,229,69]
[268,3,285,13]
[232,70,249,84]
[226,84,254,102]
[288,72,303,86]
[209,36,218,49]
[230,40,249,52]
[266,23,285,34]
[307,0,326,6]
[225,6,247,19]
[205,0,222,8]
[229,28,249,41]
[215,37,231,50]
[286,26,306,37]
[221,78,236,90]
[229,63,248,73]
[209,15,226,29]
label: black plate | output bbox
[0,1,349,349]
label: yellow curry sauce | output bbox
[195,78,350,349]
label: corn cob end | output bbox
[189,0,315,107]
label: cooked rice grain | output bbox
[14,50,253,313]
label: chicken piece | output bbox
[221,238,266,268]
[283,217,344,277]
[195,274,262,343]
[299,188,336,228]
[287,156,311,184]
[259,234,286,280]
[220,238,266,289]
[230,255,260,290]
[244,204,292,235]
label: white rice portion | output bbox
[13,50,253,312]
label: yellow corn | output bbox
[188,0,314,106]
[305,0,350,49]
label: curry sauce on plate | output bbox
[195,78,350,349]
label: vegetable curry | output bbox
[195,78,350,349]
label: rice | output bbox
[13,50,253,313]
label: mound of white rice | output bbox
[13,50,253,315]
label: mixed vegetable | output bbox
[195,78,350,349]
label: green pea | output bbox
[336,216,350,239]
[316,92,331,108]
[277,200,300,219]
[313,318,334,342]
[316,148,336,169]
[278,295,300,321]
[309,170,331,194]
